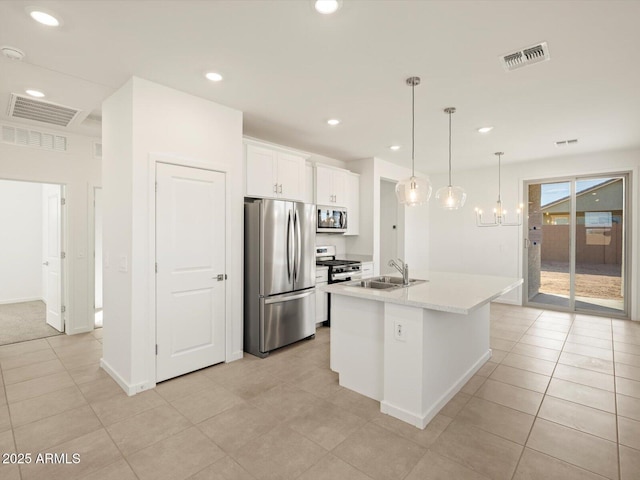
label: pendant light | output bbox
[475,152,523,227]
[395,76,432,206]
[436,107,466,210]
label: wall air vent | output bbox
[1,124,68,152]
[500,42,550,71]
[555,139,578,147]
[7,93,81,127]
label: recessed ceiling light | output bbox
[205,72,223,82]
[327,119,340,126]
[26,7,61,26]
[389,145,401,151]
[25,89,45,98]
[314,0,342,15]
[1,46,26,61]
[477,126,494,134]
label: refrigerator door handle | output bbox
[264,289,315,304]
[294,209,301,282]
[286,209,292,281]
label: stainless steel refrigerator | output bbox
[244,199,316,357]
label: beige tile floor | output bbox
[0,304,639,479]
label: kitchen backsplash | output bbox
[316,233,347,255]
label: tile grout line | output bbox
[67,345,144,480]
[508,310,576,480]
[1,368,24,480]
[611,318,621,480]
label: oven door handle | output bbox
[331,272,362,281]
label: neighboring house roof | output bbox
[542,179,623,214]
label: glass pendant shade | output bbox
[437,107,466,210]
[396,175,432,206]
[435,184,466,210]
[395,76,430,207]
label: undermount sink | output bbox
[356,280,398,290]
[352,277,427,291]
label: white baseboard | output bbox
[493,298,521,306]
[66,326,94,335]
[0,296,43,305]
[227,350,244,362]
[100,358,155,396]
[381,350,492,429]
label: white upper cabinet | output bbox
[315,164,347,207]
[345,172,360,236]
[245,142,307,201]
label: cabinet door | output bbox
[315,283,328,323]
[361,262,374,278]
[303,164,314,204]
[345,173,359,236]
[246,145,277,198]
[332,170,347,207]
[315,165,334,205]
[277,152,306,201]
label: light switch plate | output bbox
[394,321,406,341]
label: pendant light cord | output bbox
[448,110,452,186]
[497,153,502,203]
[411,82,415,177]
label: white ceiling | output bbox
[1,0,639,173]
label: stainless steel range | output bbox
[315,246,362,326]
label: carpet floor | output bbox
[0,300,62,346]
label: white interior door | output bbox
[156,163,226,382]
[45,186,63,331]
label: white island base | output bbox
[327,272,522,429]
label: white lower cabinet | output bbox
[361,262,374,278]
[315,267,328,324]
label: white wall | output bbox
[0,125,101,331]
[94,188,103,310]
[0,180,43,303]
[347,157,430,276]
[102,77,243,395]
[380,179,399,274]
[428,148,640,319]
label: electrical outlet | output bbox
[394,321,406,341]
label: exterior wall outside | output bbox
[541,224,623,265]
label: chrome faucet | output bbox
[388,258,410,286]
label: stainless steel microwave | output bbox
[317,206,347,233]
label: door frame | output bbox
[89,185,102,328]
[147,153,233,387]
[523,171,632,319]
[0,177,68,331]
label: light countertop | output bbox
[321,271,522,314]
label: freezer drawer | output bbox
[261,289,316,353]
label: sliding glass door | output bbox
[524,174,629,317]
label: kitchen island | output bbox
[322,272,522,429]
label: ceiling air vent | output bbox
[555,139,578,147]
[7,93,81,127]
[500,42,550,71]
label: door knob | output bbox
[42,261,49,266]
